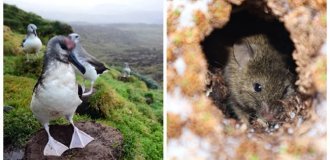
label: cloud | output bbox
[4,0,163,24]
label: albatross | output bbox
[22,24,42,61]
[122,62,131,77]
[30,36,93,156]
[68,33,108,96]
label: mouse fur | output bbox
[224,34,296,125]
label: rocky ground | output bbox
[24,122,123,160]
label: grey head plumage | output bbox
[45,36,76,64]
[27,24,38,36]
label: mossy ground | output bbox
[4,26,163,159]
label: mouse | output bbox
[224,34,296,127]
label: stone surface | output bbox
[3,106,15,113]
[24,122,123,160]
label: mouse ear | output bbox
[233,40,254,68]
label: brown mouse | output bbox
[224,34,295,126]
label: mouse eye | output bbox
[253,83,262,92]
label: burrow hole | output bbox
[201,6,297,120]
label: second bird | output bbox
[69,33,108,96]
[22,24,42,61]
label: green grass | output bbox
[4,75,35,108]
[4,25,24,56]
[3,75,40,146]
[4,56,20,75]
[4,25,163,159]
[4,106,41,146]
[89,69,163,159]
[4,55,44,79]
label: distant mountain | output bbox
[71,23,163,83]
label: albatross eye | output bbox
[59,42,68,50]
[253,83,262,92]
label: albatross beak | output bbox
[68,53,86,74]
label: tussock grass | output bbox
[89,69,163,159]
[4,75,35,108]
[3,75,40,146]
[4,25,24,56]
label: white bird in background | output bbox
[30,36,93,156]
[122,62,131,77]
[22,24,42,61]
[68,33,108,96]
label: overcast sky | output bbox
[4,0,163,24]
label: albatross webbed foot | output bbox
[44,136,69,156]
[43,123,68,156]
[69,125,94,149]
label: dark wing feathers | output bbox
[78,84,83,99]
[21,38,26,47]
[78,46,108,74]
[87,59,108,74]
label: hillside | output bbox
[4,3,73,43]
[71,23,163,84]
[3,4,163,159]
[4,3,163,85]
